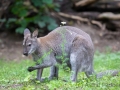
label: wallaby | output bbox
[23,26,119,82]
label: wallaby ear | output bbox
[32,30,38,38]
[24,28,31,37]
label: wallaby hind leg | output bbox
[70,53,79,82]
[49,66,58,80]
[70,35,94,82]
[70,66,79,82]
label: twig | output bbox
[91,20,105,30]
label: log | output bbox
[98,12,120,20]
[74,0,120,12]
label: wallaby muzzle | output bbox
[23,52,28,56]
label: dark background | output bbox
[0,0,120,60]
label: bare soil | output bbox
[0,24,120,60]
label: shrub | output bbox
[3,0,59,34]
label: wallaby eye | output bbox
[28,43,31,46]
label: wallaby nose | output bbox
[23,52,28,56]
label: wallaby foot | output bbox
[30,77,45,82]
[85,70,94,78]
[70,72,78,82]
[49,76,58,80]
[37,77,46,82]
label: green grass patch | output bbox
[0,52,120,90]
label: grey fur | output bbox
[23,26,119,82]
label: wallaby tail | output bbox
[96,70,120,78]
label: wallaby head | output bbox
[23,28,39,56]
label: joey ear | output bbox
[32,30,38,38]
[24,28,31,37]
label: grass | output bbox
[0,51,120,90]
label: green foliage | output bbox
[2,0,59,34]
[94,51,120,71]
[0,52,120,89]
[0,52,120,90]
[55,27,70,72]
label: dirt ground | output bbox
[0,24,120,61]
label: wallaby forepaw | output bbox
[28,67,34,72]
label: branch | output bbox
[57,12,103,29]
[74,0,99,7]
[58,12,89,22]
